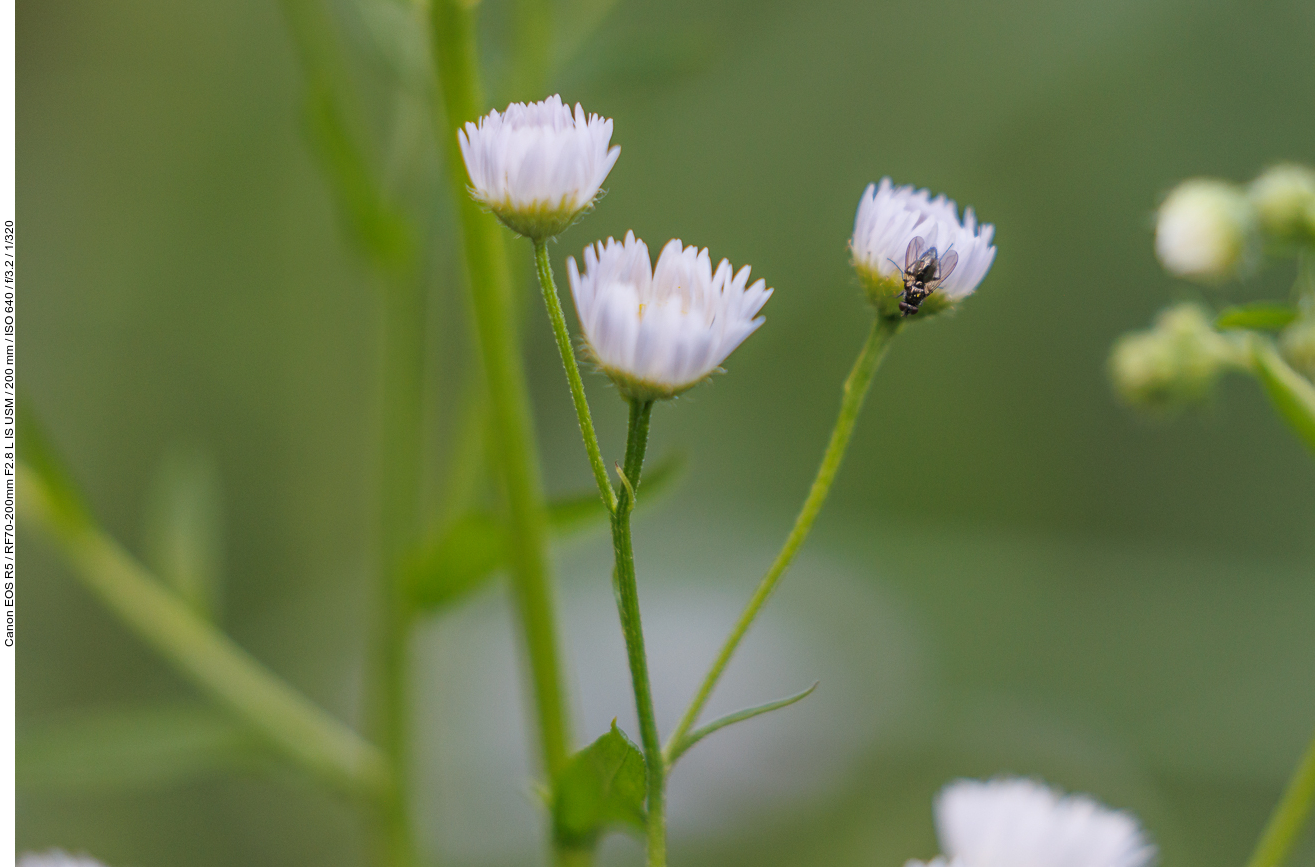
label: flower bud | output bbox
[1248,163,1315,246]
[1155,179,1258,281]
[1109,304,1238,407]
[1280,315,1315,379]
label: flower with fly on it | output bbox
[458,94,620,240]
[906,778,1154,867]
[851,178,996,318]
[567,232,772,401]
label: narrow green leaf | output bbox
[1216,302,1298,332]
[666,683,818,767]
[303,85,414,274]
[143,446,224,621]
[19,703,264,794]
[552,721,647,848]
[407,454,684,612]
[279,0,414,275]
[1252,340,1315,454]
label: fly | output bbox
[888,237,958,316]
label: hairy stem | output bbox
[429,0,573,796]
[533,239,616,512]
[665,316,899,762]
[610,399,665,867]
[1244,727,1315,867]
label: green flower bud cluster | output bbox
[1109,304,1243,408]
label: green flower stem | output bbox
[18,464,391,799]
[1249,336,1315,455]
[429,0,572,785]
[610,399,665,867]
[1244,726,1315,867]
[665,315,900,763]
[372,273,426,867]
[533,239,616,513]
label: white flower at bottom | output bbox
[1155,179,1257,281]
[19,852,108,867]
[458,94,620,239]
[915,778,1154,867]
[567,232,772,400]
[851,178,996,317]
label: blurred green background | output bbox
[16,0,1315,864]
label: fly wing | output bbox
[905,236,925,271]
[933,249,959,285]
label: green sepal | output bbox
[551,721,647,849]
[406,455,683,612]
[854,264,954,321]
[1216,302,1298,332]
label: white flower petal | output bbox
[458,95,619,238]
[851,178,996,304]
[19,852,109,867]
[934,778,1154,867]
[567,233,772,398]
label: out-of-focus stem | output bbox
[511,0,552,102]
[372,271,426,867]
[1244,726,1315,867]
[429,0,572,790]
[665,316,899,763]
[19,464,391,800]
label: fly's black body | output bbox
[889,237,958,316]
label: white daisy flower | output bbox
[567,232,772,400]
[851,178,996,318]
[1155,178,1257,281]
[905,778,1154,867]
[457,94,620,240]
[19,852,108,867]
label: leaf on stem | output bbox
[1252,339,1315,455]
[406,454,683,612]
[552,721,647,848]
[1216,302,1298,332]
[665,683,818,767]
[19,702,265,794]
